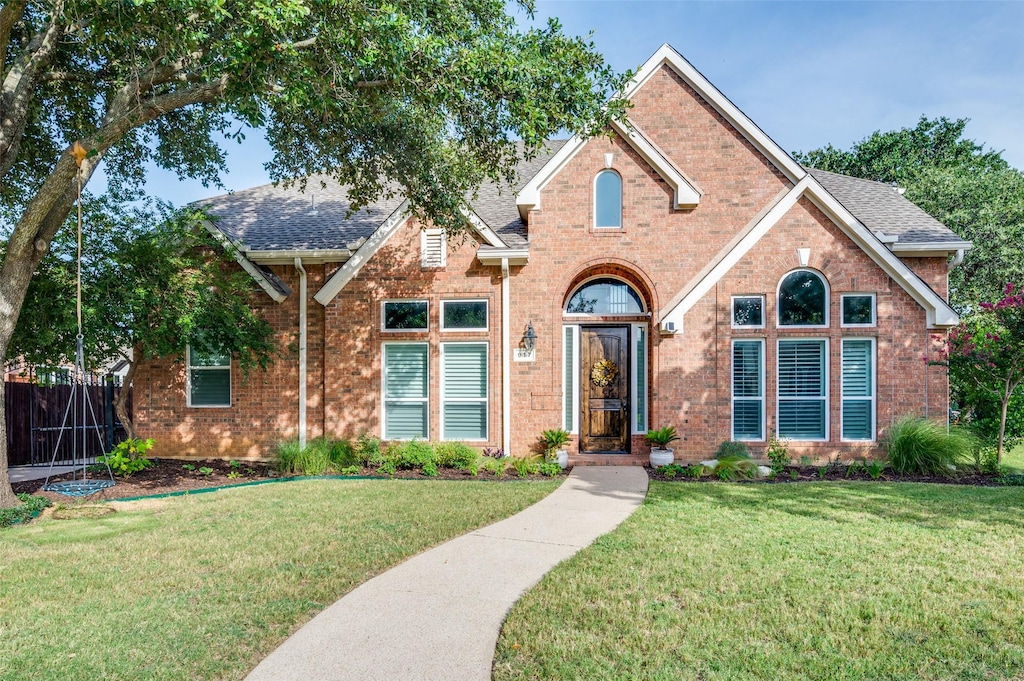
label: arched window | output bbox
[778,270,828,326]
[594,170,622,228]
[566,278,644,315]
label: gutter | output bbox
[948,248,965,271]
[295,258,308,447]
[501,258,511,456]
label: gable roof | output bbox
[808,169,971,251]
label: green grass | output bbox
[494,482,1024,680]
[0,478,558,680]
[1004,442,1024,473]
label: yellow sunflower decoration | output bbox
[590,359,619,387]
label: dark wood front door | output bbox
[580,326,630,453]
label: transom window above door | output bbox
[566,278,644,315]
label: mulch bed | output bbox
[646,464,1012,486]
[13,458,570,503]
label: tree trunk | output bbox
[114,353,139,441]
[0,379,17,507]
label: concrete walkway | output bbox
[9,464,81,483]
[246,466,649,681]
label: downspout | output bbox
[502,258,511,456]
[947,249,965,270]
[294,258,308,448]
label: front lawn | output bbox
[0,478,558,680]
[494,482,1024,680]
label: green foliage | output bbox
[0,494,52,528]
[658,463,685,479]
[511,457,541,478]
[713,456,755,481]
[339,465,362,476]
[846,461,863,478]
[97,438,155,478]
[539,429,571,460]
[799,455,813,467]
[198,467,214,476]
[765,432,791,475]
[227,471,242,480]
[684,465,705,480]
[355,434,382,466]
[789,469,800,481]
[182,463,195,472]
[276,437,360,476]
[866,460,886,480]
[645,426,680,448]
[538,462,562,478]
[715,440,750,459]
[481,457,507,477]
[973,446,1001,475]
[434,442,480,474]
[883,416,978,475]
[228,460,242,470]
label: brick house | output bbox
[134,44,970,464]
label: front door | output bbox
[580,326,630,453]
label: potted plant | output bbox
[540,428,571,469]
[645,426,680,467]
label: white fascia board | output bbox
[461,207,508,248]
[516,132,588,217]
[245,249,353,265]
[802,180,959,328]
[660,177,811,330]
[609,118,701,208]
[314,202,411,306]
[635,44,806,183]
[889,241,973,257]
[477,248,529,267]
[201,219,288,303]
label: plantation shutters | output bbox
[777,339,827,439]
[188,345,231,407]
[732,340,764,440]
[842,339,875,440]
[634,325,647,434]
[564,326,576,432]
[442,343,488,440]
[384,344,429,439]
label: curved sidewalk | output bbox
[246,466,649,681]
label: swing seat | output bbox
[43,479,115,497]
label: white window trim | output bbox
[186,344,231,408]
[631,324,648,435]
[381,341,430,441]
[731,295,766,329]
[731,338,765,442]
[420,228,447,268]
[841,337,876,442]
[776,337,830,442]
[840,293,877,328]
[593,169,623,229]
[382,299,429,333]
[777,268,830,329]
[563,325,580,434]
[440,299,489,332]
[440,341,489,442]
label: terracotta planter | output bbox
[650,448,674,467]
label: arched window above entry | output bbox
[594,170,622,228]
[778,270,828,326]
[566,278,644,315]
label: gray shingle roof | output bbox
[199,178,406,252]
[201,142,567,253]
[809,168,963,244]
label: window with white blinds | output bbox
[777,339,827,440]
[732,340,764,440]
[187,345,231,407]
[441,342,488,440]
[842,338,875,440]
[421,229,446,268]
[563,326,576,432]
[383,343,429,439]
[634,325,647,434]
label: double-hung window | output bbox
[383,343,429,439]
[187,345,231,407]
[777,339,828,440]
[441,342,488,440]
[732,340,765,440]
[841,338,875,440]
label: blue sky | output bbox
[125,1,1024,206]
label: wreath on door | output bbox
[590,359,619,387]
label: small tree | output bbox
[936,283,1024,462]
[9,200,276,439]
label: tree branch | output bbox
[0,0,27,67]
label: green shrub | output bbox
[434,442,480,473]
[658,463,685,479]
[972,445,1000,474]
[713,455,755,481]
[97,438,155,478]
[866,460,886,479]
[339,465,361,476]
[684,464,705,480]
[326,438,358,468]
[715,440,750,459]
[883,416,977,475]
[394,440,438,475]
[0,494,52,528]
[275,437,356,476]
[354,434,381,466]
[511,457,540,478]
[765,432,790,475]
[538,462,562,477]
[481,457,506,477]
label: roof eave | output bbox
[889,241,973,258]
[477,247,529,267]
[245,249,355,265]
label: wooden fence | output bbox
[4,378,131,466]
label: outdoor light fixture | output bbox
[523,321,537,353]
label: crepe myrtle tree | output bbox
[934,284,1024,462]
[0,0,629,506]
[8,199,276,443]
